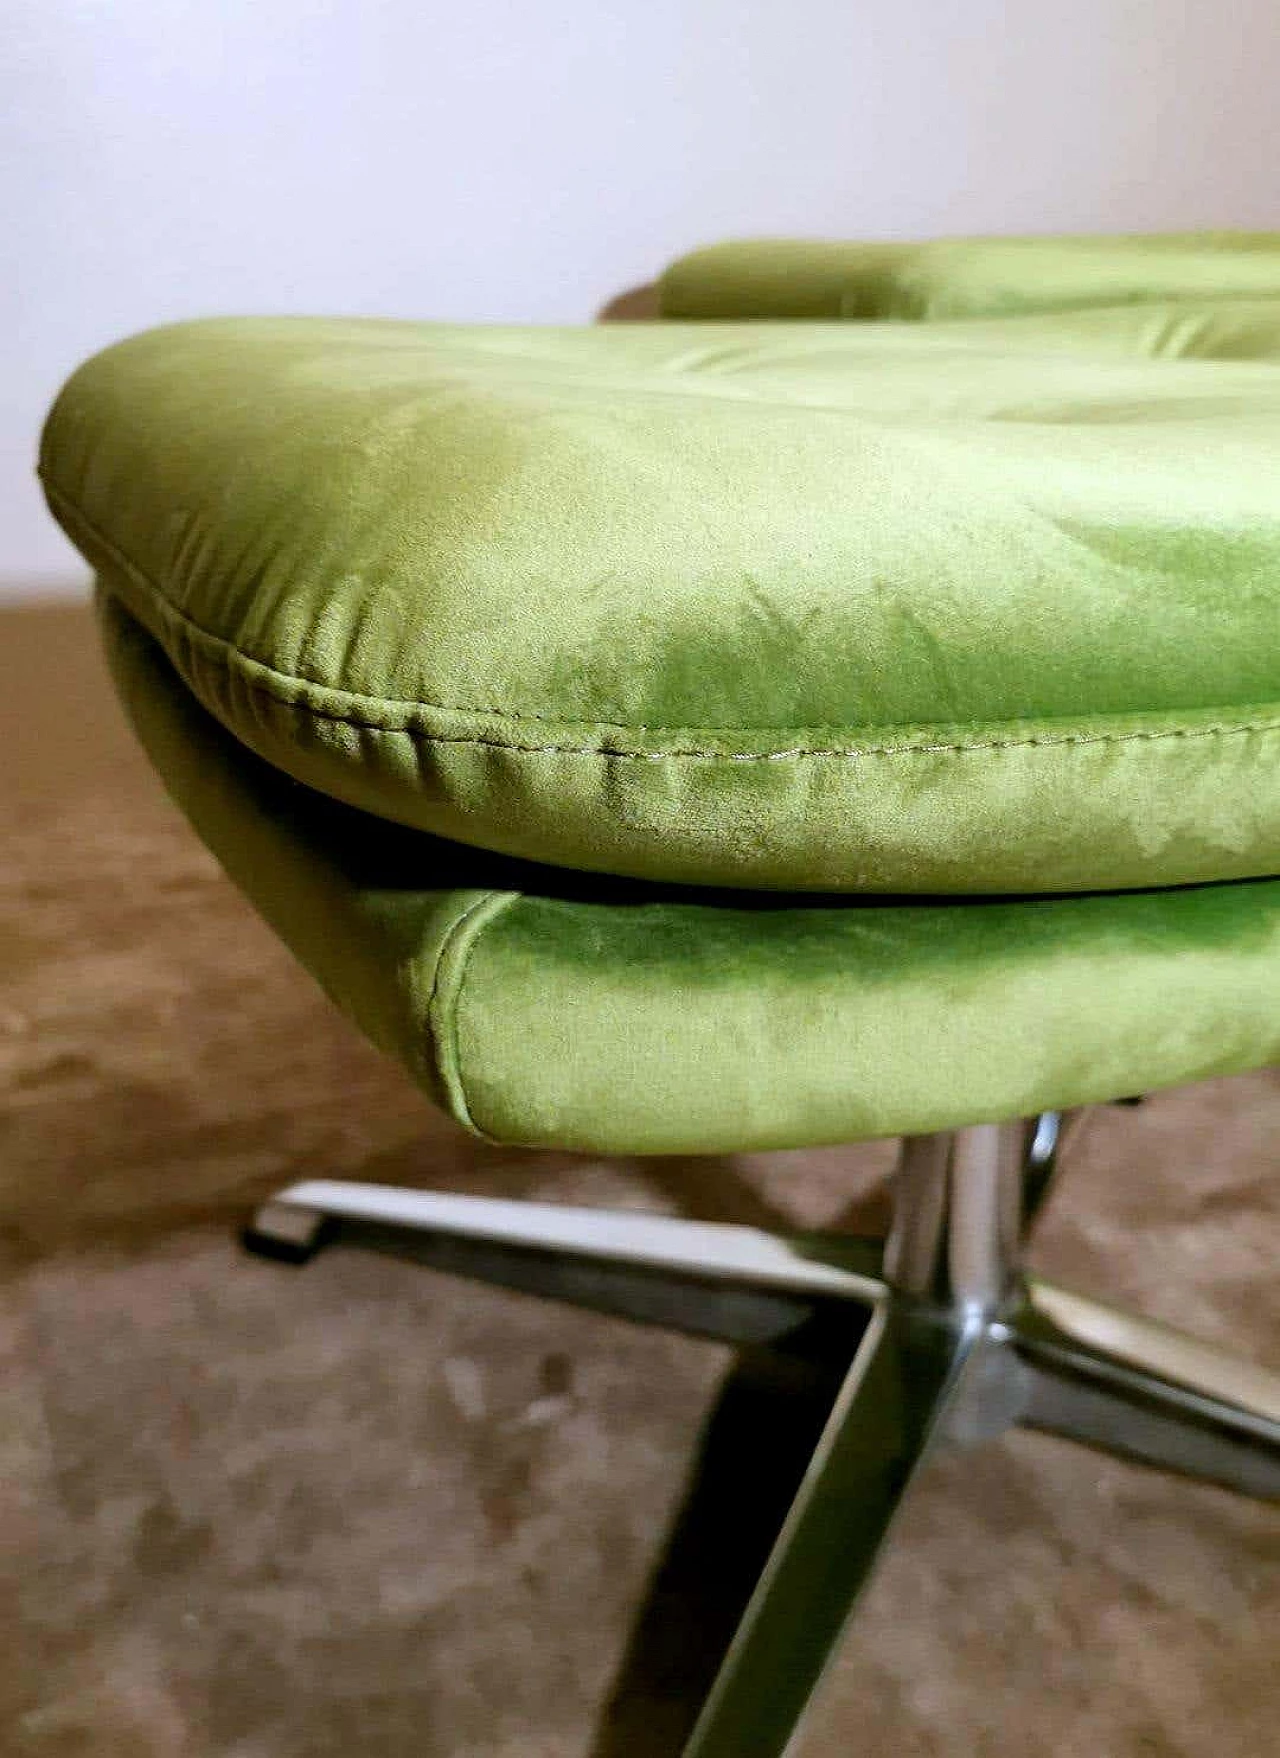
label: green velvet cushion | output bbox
[102,594,1280,1154]
[42,234,1280,894]
[660,230,1280,321]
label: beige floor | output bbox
[2,598,1279,1757]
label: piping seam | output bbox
[44,479,1280,761]
[217,695,1280,760]
[426,889,520,1141]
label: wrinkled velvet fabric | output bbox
[102,597,1280,1154]
[41,238,1280,893]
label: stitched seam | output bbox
[426,889,520,1141]
[236,697,1280,759]
[48,477,1280,760]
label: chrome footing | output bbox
[242,1199,331,1264]
[245,1115,1280,1758]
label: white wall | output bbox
[5,0,1279,594]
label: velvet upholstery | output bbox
[659,231,1280,321]
[41,239,1280,894]
[102,595,1280,1154]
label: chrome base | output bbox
[245,1116,1280,1758]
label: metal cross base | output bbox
[244,1116,1280,1758]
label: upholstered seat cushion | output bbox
[102,595,1280,1154]
[41,235,1280,893]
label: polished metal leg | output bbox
[243,1111,1280,1758]
[245,1179,886,1347]
[683,1305,990,1758]
[1012,1280,1280,1499]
